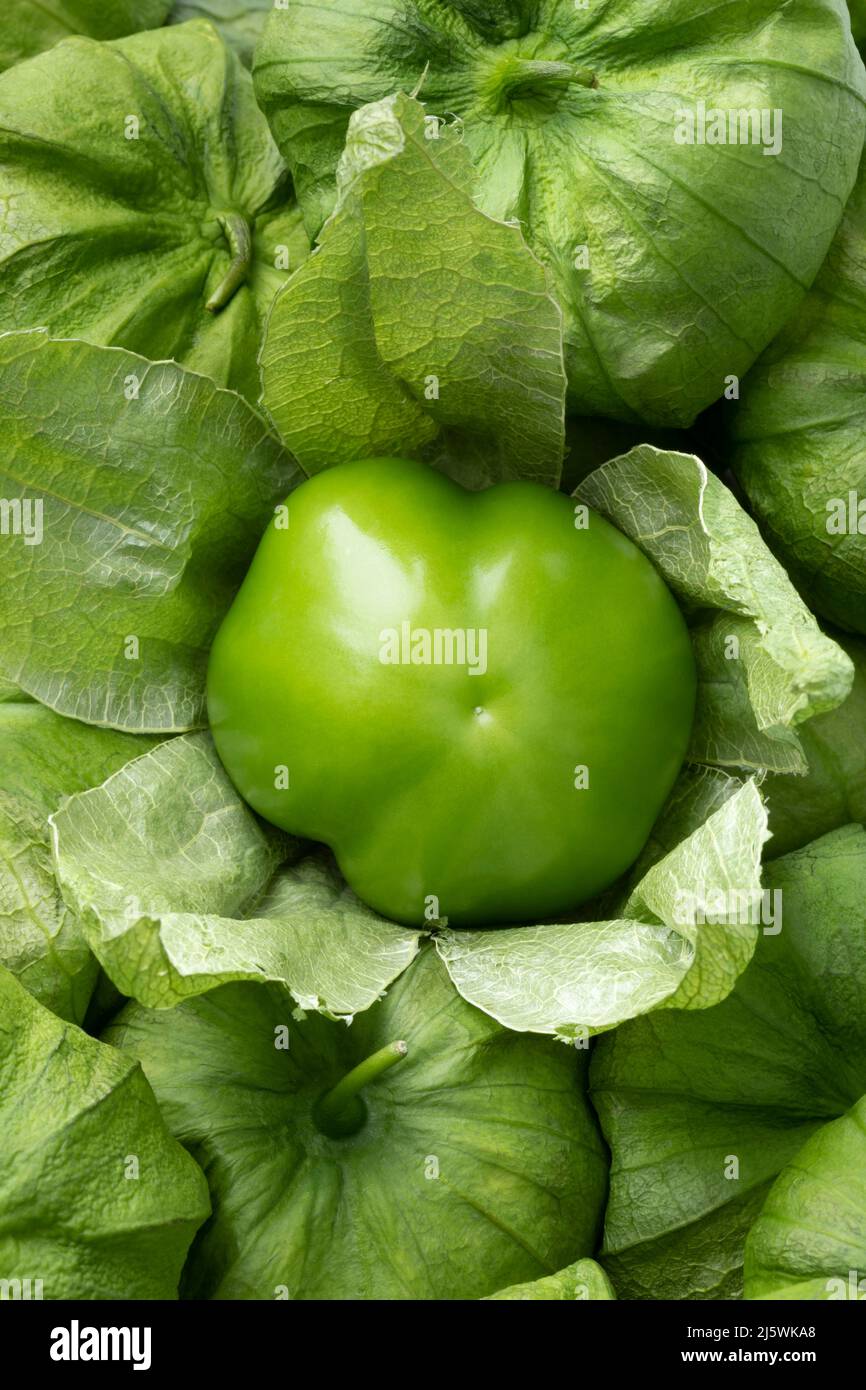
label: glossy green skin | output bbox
[208,458,696,927]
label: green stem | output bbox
[206,212,252,313]
[313,1040,408,1139]
[500,58,598,100]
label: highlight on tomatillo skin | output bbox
[207,457,697,928]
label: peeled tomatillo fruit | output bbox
[207,458,696,927]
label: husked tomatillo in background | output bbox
[254,0,866,426]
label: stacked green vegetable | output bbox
[0,1,865,1302]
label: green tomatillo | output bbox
[207,458,696,927]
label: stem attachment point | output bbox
[313,1040,408,1140]
[206,212,252,313]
